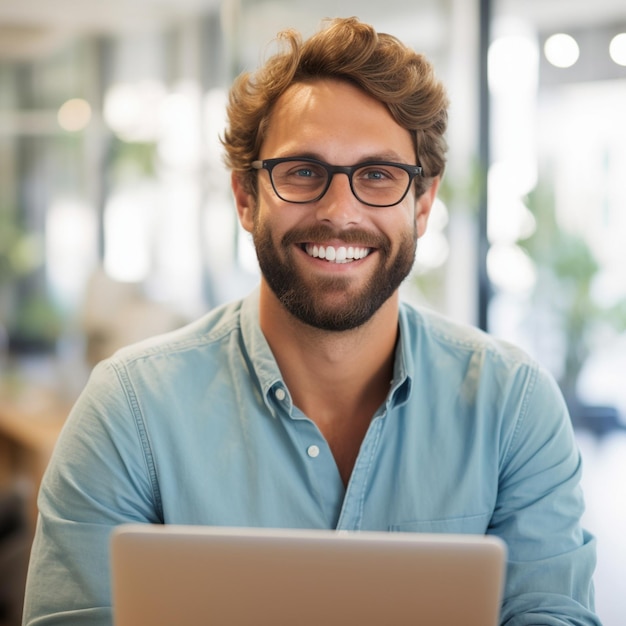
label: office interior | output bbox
[1,0,625,624]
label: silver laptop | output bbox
[110,524,506,626]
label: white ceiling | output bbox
[0,0,222,60]
[497,0,626,31]
[1,0,626,62]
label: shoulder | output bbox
[80,298,250,397]
[397,301,564,412]
[70,297,255,431]
[399,301,537,371]
[109,298,245,365]
[398,303,569,448]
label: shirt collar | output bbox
[388,303,413,408]
[240,289,414,413]
[240,290,291,415]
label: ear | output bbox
[231,172,255,233]
[415,176,440,238]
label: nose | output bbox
[314,172,363,227]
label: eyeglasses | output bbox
[251,157,423,208]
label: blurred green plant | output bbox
[9,293,63,350]
[108,137,158,183]
[0,207,62,352]
[520,179,626,400]
[0,209,42,285]
[437,157,483,216]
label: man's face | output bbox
[236,79,434,331]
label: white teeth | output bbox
[304,244,370,263]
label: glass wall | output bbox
[487,5,626,427]
[0,0,482,382]
[488,6,626,622]
[1,15,234,382]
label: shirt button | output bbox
[275,388,286,401]
[307,445,320,458]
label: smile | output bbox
[304,244,372,264]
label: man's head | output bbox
[223,18,449,331]
[222,17,448,202]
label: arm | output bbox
[492,364,601,625]
[22,360,161,626]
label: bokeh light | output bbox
[57,98,92,132]
[544,33,580,68]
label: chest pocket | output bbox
[388,512,491,534]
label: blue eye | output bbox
[359,166,397,181]
[294,168,315,177]
[282,162,327,181]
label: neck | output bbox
[258,281,399,421]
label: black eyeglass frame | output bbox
[251,157,424,208]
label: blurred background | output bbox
[0,0,625,624]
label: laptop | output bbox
[110,524,507,626]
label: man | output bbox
[23,17,600,625]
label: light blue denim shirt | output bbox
[23,291,600,625]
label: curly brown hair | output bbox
[222,17,449,200]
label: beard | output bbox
[252,220,417,332]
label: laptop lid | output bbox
[110,524,506,626]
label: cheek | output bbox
[395,203,420,239]
[250,205,288,250]
[254,195,305,236]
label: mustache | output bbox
[281,224,390,251]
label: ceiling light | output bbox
[609,33,626,67]
[544,33,580,68]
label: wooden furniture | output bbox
[0,384,69,532]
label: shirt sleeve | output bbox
[22,359,161,626]
[491,362,601,626]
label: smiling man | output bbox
[230,76,440,484]
[23,17,601,626]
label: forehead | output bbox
[261,79,415,163]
